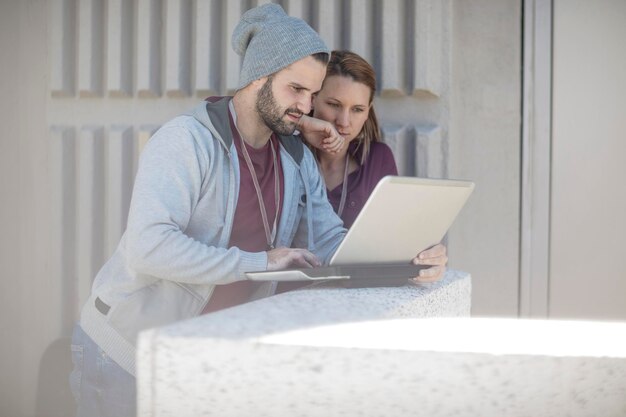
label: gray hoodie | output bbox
[79,97,346,375]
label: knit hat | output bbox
[232,4,329,90]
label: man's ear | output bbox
[250,77,268,91]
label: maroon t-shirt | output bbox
[327,141,398,228]
[202,103,284,314]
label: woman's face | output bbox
[313,75,372,143]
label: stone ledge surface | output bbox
[143,268,471,341]
[140,319,626,417]
[137,270,476,416]
[137,270,626,416]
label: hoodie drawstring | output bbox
[300,164,316,252]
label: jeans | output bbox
[70,324,136,417]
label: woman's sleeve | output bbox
[377,141,399,176]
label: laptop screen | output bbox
[329,176,474,265]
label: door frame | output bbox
[520,0,552,318]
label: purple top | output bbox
[327,141,398,228]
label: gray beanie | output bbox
[232,4,329,90]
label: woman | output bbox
[300,50,398,228]
[295,50,447,286]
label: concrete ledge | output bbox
[252,319,626,417]
[136,270,626,416]
[137,270,471,415]
[149,270,472,338]
[139,322,626,416]
[142,268,471,340]
[135,271,469,415]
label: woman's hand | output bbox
[297,115,345,154]
[409,243,448,284]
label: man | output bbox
[70,4,447,416]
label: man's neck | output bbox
[232,94,273,149]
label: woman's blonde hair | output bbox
[323,50,380,164]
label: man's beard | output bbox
[256,77,302,136]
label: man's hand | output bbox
[297,115,345,154]
[267,247,321,270]
[410,243,448,283]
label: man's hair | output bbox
[311,52,330,65]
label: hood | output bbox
[189,97,305,165]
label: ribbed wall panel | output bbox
[78,0,104,96]
[164,0,192,96]
[107,126,135,257]
[379,0,406,97]
[282,0,308,20]
[317,0,343,51]
[50,0,76,96]
[381,123,445,178]
[347,0,374,64]
[225,1,245,93]
[137,125,161,158]
[382,124,415,176]
[49,124,159,313]
[194,0,221,96]
[107,0,133,96]
[137,0,162,97]
[415,125,444,178]
[49,127,77,333]
[76,127,106,305]
[48,0,449,97]
[413,0,444,96]
[256,0,276,7]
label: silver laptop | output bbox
[246,176,474,287]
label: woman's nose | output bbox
[336,109,350,127]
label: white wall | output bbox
[550,0,626,319]
[0,4,24,416]
[1,1,51,416]
[449,0,522,316]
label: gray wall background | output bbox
[0,0,556,415]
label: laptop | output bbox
[246,176,475,287]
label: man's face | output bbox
[256,55,326,135]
